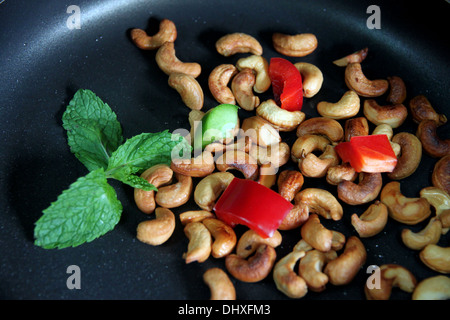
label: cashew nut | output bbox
[344,117,369,142]
[155,41,201,78]
[249,142,290,169]
[416,119,450,158]
[203,268,236,300]
[296,117,344,144]
[272,33,318,57]
[324,236,367,286]
[294,62,323,98]
[236,55,271,93]
[299,144,339,178]
[333,47,368,67]
[130,19,177,50]
[317,90,360,120]
[183,222,212,263]
[225,244,277,283]
[179,210,215,225]
[168,73,204,110]
[155,172,193,208]
[387,132,422,180]
[194,172,234,211]
[363,99,408,129]
[351,201,388,238]
[345,63,388,97]
[216,32,263,57]
[136,207,176,246]
[241,116,281,147]
[208,64,238,105]
[277,169,304,202]
[432,155,450,195]
[291,134,330,163]
[419,244,450,274]
[326,163,358,186]
[409,95,447,125]
[380,181,431,225]
[420,186,450,234]
[294,188,343,221]
[279,202,310,230]
[337,172,383,205]
[202,218,237,258]
[236,229,282,258]
[300,213,333,252]
[299,249,330,292]
[401,217,442,250]
[412,275,450,300]
[215,149,259,180]
[256,99,305,132]
[273,250,308,299]
[387,76,407,104]
[170,150,215,177]
[231,68,260,111]
[134,164,173,214]
[365,264,417,300]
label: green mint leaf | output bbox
[120,175,158,191]
[62,89,123,171]
[34,168,123,249]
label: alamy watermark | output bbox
[367,5,381,29]
[66,265,81,289]
[66,5,81,30]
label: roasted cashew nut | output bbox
[296,117,344,144]
[432,155,450,195]
[344,117,369,142]
[170,150,215,177]
[249,142,290,169]
[215,149,259,180]
[387,132,422,180]
[409,95,447,125]
[155,172,193,208]
[324,236,367,286]
[363,99,408,128]
[416,119,450,158]
[273,250,308,299]
[294,188,343,221]
[345,63,388,97]
[299,249,330,292]
[365,264,417,300]
[155,42,201,78]
[294,62,323,98]
[419,244,450,274]
[299,144,339,178]
[136,207,176,246]
[231,68,260,111]
[272,33,318,57]
[216,32,263,57]
[412,275,450,300]
[277,169,304,202]
[401,217,442,250]
[225,244,277,283]
[380,181,431,225]
[130,19,177,50]
[203,268,236,300]
[236,55,271,93]
[179,210,215,225]
[420,186,450,234]
[279,202,310,230]
[387,76,407,104]
[202,218,237,258]
[351,201,388,238]
[236,229,282,258]
[317,90,360,119]
[168,73,204,110]
[183,222,212,263]
[300,213,333,252]
[134,164,173,214]
[337,172,383,205]
[208,64,238,105]
[194,172,234,211]
[333,47,368,67]
[326,163,357,186]
[241,116,281,147]
[256,99,305,132]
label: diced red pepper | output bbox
[335,134,397,173]
[214,177,293,238]
[269,57,303,111]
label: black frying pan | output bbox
[0,0,448,300]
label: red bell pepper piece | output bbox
[335,134,397,173]
[269,57,303,111]
[214,177,293,238]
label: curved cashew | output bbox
[155,42,201,78]
[215,149,259,180]
[194,172,234,211]
[294,62,323,98]
[256,99,305,132]
[183,222,212,263]
[412,275,450,300]
[273,250,308,298]
[294,188,343,221]
[344,117,369,142]
[179,210,215,225]
[136,207,176,246]
[279,202,309,230]
[365,264,417,300]
[134,164,173,214]
[277,170,304,202]
[337,172,383,205]
[291,134,330,163]
[345,63,388,97]
[333,47,368,67]
[231,68,260,111]
[326,163,358,186]
[241,116,281,147]
[296,117,344,144]
[299,144,339,178]
[208,64,238,105]
[317,90,360,120]
[202,218,237,258]
[216,32,263,57]
[419,244,450,274]
[420,186,450,234]
[401,217,442,250]
[155,172,193,208]
[168,73,204,110]
[324,236,367,286]
[387,76,407,104]
[272,33,318,57]
[236,229,282,258]
[387,132,422,180]
[416,119,450,158]
[351,201,388,238]
[225,244,277,283]
[170,150,215,177]
[300,213,333,252]
[203,268,236,300]
[299,249,330,292]
[236,55,271,93]
[249,142,290,169]
[130,19,177,50]
[432,155,450,195]
[380,181,431,225]
[363,99,408,128]
[409,95,447,125]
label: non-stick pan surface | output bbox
[0,0,448,300]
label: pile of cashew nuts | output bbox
[130,19,450,300]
